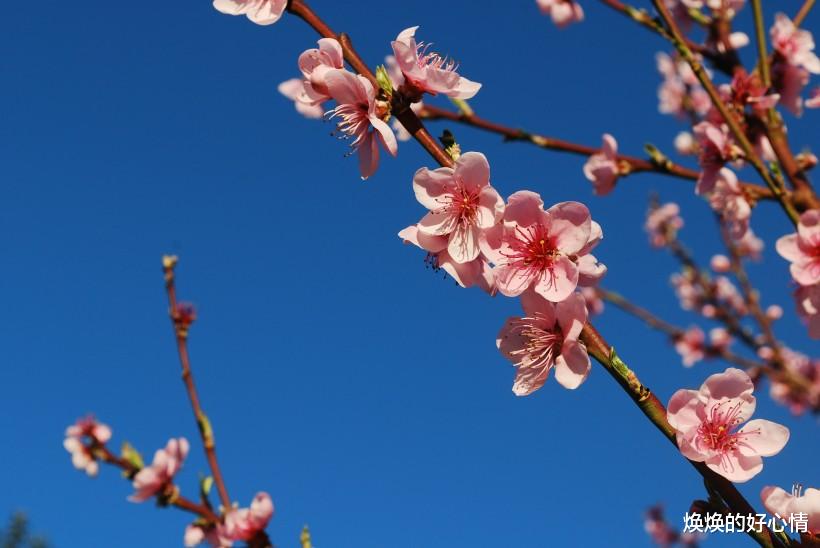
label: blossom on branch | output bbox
[212,0,286,26]
[497,290,590,394]
[761,484,820,536]
[325,69,397,180]
[278,79,325,119]
[129,437,190,502]
[794,283,820,340]
[674,326,705,367]
[488,192,605,302]
[583,134,620,196]
[63,416,112,477]
[536,0,584,28]
[412,152,504,264]
[223,492,274,542]
[667,368,789,482]
[776,210,820,287]
[693,121,739,195]
[646,202,683,248]
[390,27,481,100]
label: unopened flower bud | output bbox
[710,254,731,272]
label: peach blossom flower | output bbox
[656,52,711,117]
[325,69,397,180]
[580,286,604,316]
[583,134,620,196]
[497,291,590,394]
[223,492,274,542]
[667,368,789,482]
[709,327,732,352]
[674,326,705,367]
[735,228,764,260]
[769,347,820,412]
[63,416,112,477]
[184,523,231,547]
[390,27,481,100]
[694,121,737,194]
[772,61,810,116]
[212,0,286,26]
[536,0,584,28]
[412,152,504,264]
[674,131,697,155]
[761,485,820,535]
[646,202,683,248]
[711,254,731,272]
[777,210,820,286]
[129,437,190,502]
[771,14,820,74]
[490,192,605,301]
[706,168,751,235]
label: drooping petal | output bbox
[553,341,590,389]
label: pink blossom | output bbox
[674,326,705,367]
[223,492,274,542]
[694,121,737,194]
[325,69,397,180]
[184,523,231,547]
[769,347,820,412]
[582,134,620,196]
[212,0,286,26]
[497,290,590,394]
[735,228,764,260]
[729,70,780,113]
[777,210,820,286]
[129,437,190,502]
[667,368,789,482]
[63,416,112,477]
[398,225,495,293]
[656,52,711,117]
[671,271,703,311]
[489,192,605,301]
[390,27,481,100]
[709,327,732,352]
[761,485,820,535]
[646,202,683,248]
[795,283,820,339]
[412,152,504,264]
[278,79,325,119]
[536,0,584,28]
[766,304,783,320]
[710,254,731,272]
[715,275,747,316]
[771,14,820,74]
[674,131,697,156]
[707,168,751,238]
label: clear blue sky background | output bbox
[1,2,818,547]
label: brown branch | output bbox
[162,256,231,511]
[794,0,816,27]
[651,0,802,224]
[597,287,768,370]
[418,104,775,200]
[581,324,783,548]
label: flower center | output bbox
[434,184,479,225]
[416,42,458,73]
[508,315,563,368]
[502,224,561,283]
[328,102,370,151]
[696,400,758,454]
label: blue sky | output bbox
[1,1,818,547]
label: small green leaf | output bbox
[200,475,214,498]
[121,442,144,471]
[375,65,394,98]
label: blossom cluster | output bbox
[63,415,273,547]
[277,28,479,180]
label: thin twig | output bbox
[418,104,774,201]
[651,0,801,224]
[162,256,232,511]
